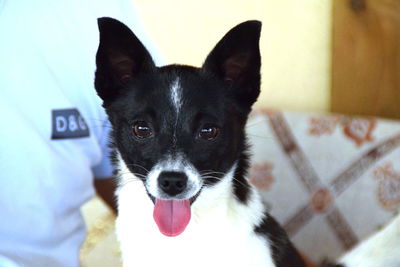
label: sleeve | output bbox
[92,118,115,179]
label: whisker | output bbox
[117,171,146,179]
[231,177,253,190]
[202,175,253,190]
[200,170,225,176]
[122,163,150,174]
[247,133,277,141]
[117,173,145,187]
[118,179,141,188]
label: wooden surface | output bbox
[332,0,400,119]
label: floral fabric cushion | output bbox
[247,109,400,262]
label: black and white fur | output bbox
[94,18,400,267]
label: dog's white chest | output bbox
[116,180,276,267]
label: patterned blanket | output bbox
[248,109,400,262]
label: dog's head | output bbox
[95,18,261,236]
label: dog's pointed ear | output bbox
[95,17,155,104]
[202,20,262,109]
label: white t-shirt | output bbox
[0,0,164,266]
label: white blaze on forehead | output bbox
[170,77,182,113]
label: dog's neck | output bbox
[190,163,265,227]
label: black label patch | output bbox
[51,109,90,139]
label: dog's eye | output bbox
[198,125,219,140]
[133,121,152,139]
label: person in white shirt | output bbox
[0,0,164,266]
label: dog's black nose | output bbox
[158,171,188,196]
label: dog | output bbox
[94,18,400,267]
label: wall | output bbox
[134,0,332,112]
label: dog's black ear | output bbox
[95,17,155,103]
[202,21,262,109]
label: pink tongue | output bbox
[153,199,191,237]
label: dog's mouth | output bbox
[149,190,201,237]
